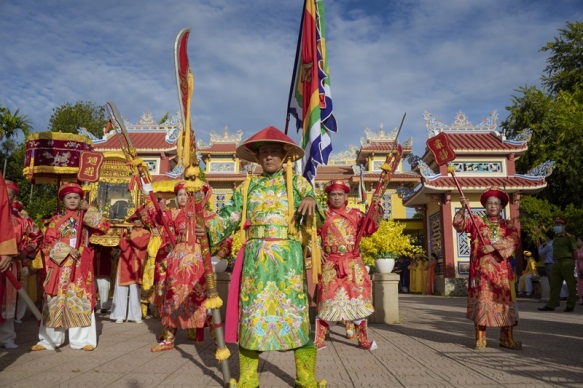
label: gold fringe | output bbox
[204,295,223,309]
[239,173,252,245]
[310,212,322,284]
[286,158,297,236]
[215,347,231,362]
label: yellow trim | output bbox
[26,131,93,144]
[23,166,79,175]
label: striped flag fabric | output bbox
[288,0,337,185]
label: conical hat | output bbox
[236,126,304,163]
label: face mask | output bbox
[553,225,563,234]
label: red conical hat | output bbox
[236,126,304,163]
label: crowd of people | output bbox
[2,126,583,385]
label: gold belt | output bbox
[324,245,354,255]
[247,225,289,240]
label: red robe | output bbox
[0,173,18,321]
[42,208,110,328]
[117,227,150,286]
[317,206,381,322]
[453,215,519,327]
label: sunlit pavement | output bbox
[1,294,582,387]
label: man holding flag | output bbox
[287,0,337,186]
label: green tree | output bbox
[541,21,583,95]
[0,105,33,140]
[502,21,583,209]
[48,101,107,137]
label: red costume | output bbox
[315,180,382,350]
[118,227,150,286]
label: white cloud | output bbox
[1,0,581,160]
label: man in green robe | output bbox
[205,126,324,387]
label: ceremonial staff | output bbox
[175,27,231,384]
[355,113,406,248]
[105,101,177,248]
[426,132,486,247]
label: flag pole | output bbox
[285,0,308,135]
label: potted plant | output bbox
[360,219,423,273]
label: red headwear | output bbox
[12,201,23,212]
[325,180,350,194]
[58,182,84,199]
[174,181,186,194]
[553,217,566,225]
[126,206,145,222]
[5,180,19,196]
[479,186,509,208]
[236,126,304,163]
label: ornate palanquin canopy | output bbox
[23,132,93,184]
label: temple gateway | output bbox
[89,109,552,296]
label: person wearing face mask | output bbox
[32,183,110,351]
[453,186,520,350]
[538,217,578,312]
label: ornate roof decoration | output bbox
[402,136,413,150]
[210,126,243,144]
[360,123,398,146]
[503,128,532,146]
[516,160,555,181]
[424,111,499,138]
[407,153,422,170]
[417,159,440,181]
[396,184,416,200]
[198,126,243,150]
[78,127,104,144]
[136,110,156,125]
[165,164,184,179]
[329,145,359,165]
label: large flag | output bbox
[288,0,337,185]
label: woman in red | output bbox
[32,183,110,351]
[453,186,521,350]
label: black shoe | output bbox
[538,306,554,311]
[564,307,574,312]
[100,309,107,314]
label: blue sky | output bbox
[1,0,581,158]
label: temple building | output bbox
[399,111,553,296]
[88,109,554,297]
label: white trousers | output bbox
[36,312,97,350]
[0,319,16,345]
[109,278,141,322]
[96,278,111,310]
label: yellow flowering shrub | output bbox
[360,219,423,267]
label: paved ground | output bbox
[1,294,582,387]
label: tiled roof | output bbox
[95,132,176,151]
[199,143,237,154]
[429,132,527,155]
[424,176,546,190]
[403,175,547,206]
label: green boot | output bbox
[294,345,326,388]
[232,346,259,388]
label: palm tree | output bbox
[0,106,33,140]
